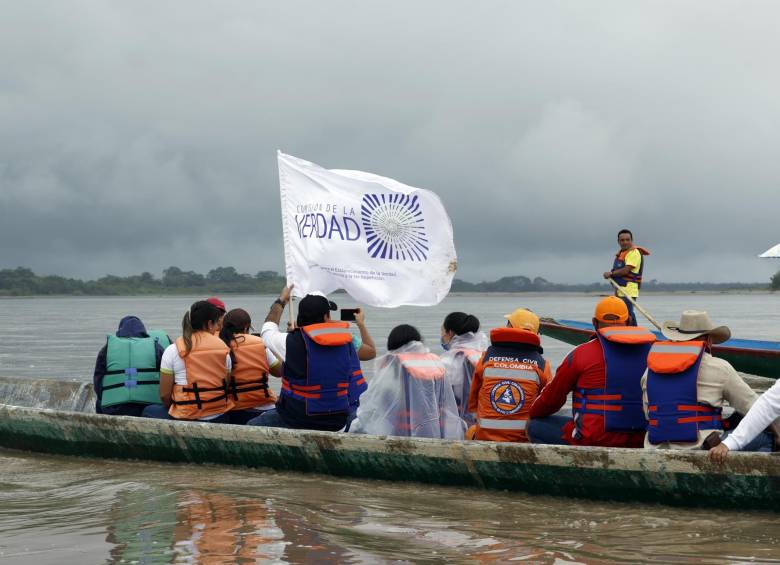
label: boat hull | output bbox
[0,376,778,511]
[541,319,780,380]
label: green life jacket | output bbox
[101,330,171,408]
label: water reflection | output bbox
[2,451,780,564]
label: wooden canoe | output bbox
[540,318,780,379]
[0,376,779,511]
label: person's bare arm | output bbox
[354,308,377,361]
[159,372,174,407]
[265,285,293,324]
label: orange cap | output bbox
[504,308,540,333]
[594,296,629,323]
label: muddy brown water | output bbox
[0,293,778,563]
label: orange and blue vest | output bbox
[646,340,722,444]
[573,326,655,433]
[612,246,650,289]
[281,322,366,416]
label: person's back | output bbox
[275,321,365,431]
[351,340,464,439]
[467,309,552,442]
[642,310,757,449]
[529,297,653,447]
[440,315,488,427]
[94,315,170,417]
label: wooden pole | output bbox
[608,277,663,331]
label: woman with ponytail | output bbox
[439,312,489,425]
[219,308,282,424]
[142,300,233,422]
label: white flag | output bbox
[278,151,457,307]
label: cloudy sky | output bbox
[1,1,779,284]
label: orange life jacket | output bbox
[474,327,547,442]
[169,332,232,420]
[228,333,276,411]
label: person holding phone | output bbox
[248,287,368,431]
[341,308,377,361]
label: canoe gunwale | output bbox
[1,402,779,511]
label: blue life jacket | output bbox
[612,246,649,289]
[281,322,366,416]
[646,341,722,444]
[573,326,655,432]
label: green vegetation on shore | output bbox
[0,267,776,296]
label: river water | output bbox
[0,293,779,563]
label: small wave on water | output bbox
[0,450,779,564]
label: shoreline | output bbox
[0,289,776,299]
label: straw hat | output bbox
[661,310,731,344]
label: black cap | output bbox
[298,294,338,322]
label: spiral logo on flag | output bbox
[361,194,429,261]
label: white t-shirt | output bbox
[160,343,232,386]
[260,321,362,361]
[160,342,278,385]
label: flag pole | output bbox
[288,292,296,330]
[608,278,662,331]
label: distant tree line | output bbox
[0,267,774,297]
[0,267,286,296]
[451,275,771,293]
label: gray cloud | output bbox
[1,1,778,284]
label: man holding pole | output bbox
[603,228,649,326]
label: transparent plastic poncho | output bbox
[439,331,489,425]
[350,341,465,439]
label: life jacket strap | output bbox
[104,367,159,375]
[646,403,722,428]
[174,379,228,408]
[101,379,159,391]
[227,376,270,400]
[572,388,625,414]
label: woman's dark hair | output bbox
[219,308,252,365]
[443,312,480,336]
[181,300,223,356]
[387,324,422,351]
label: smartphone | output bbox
[340,308,359,322]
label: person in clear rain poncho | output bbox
[439,312,489,426]
[350,325,465,439]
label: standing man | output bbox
[603,228,649,326]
